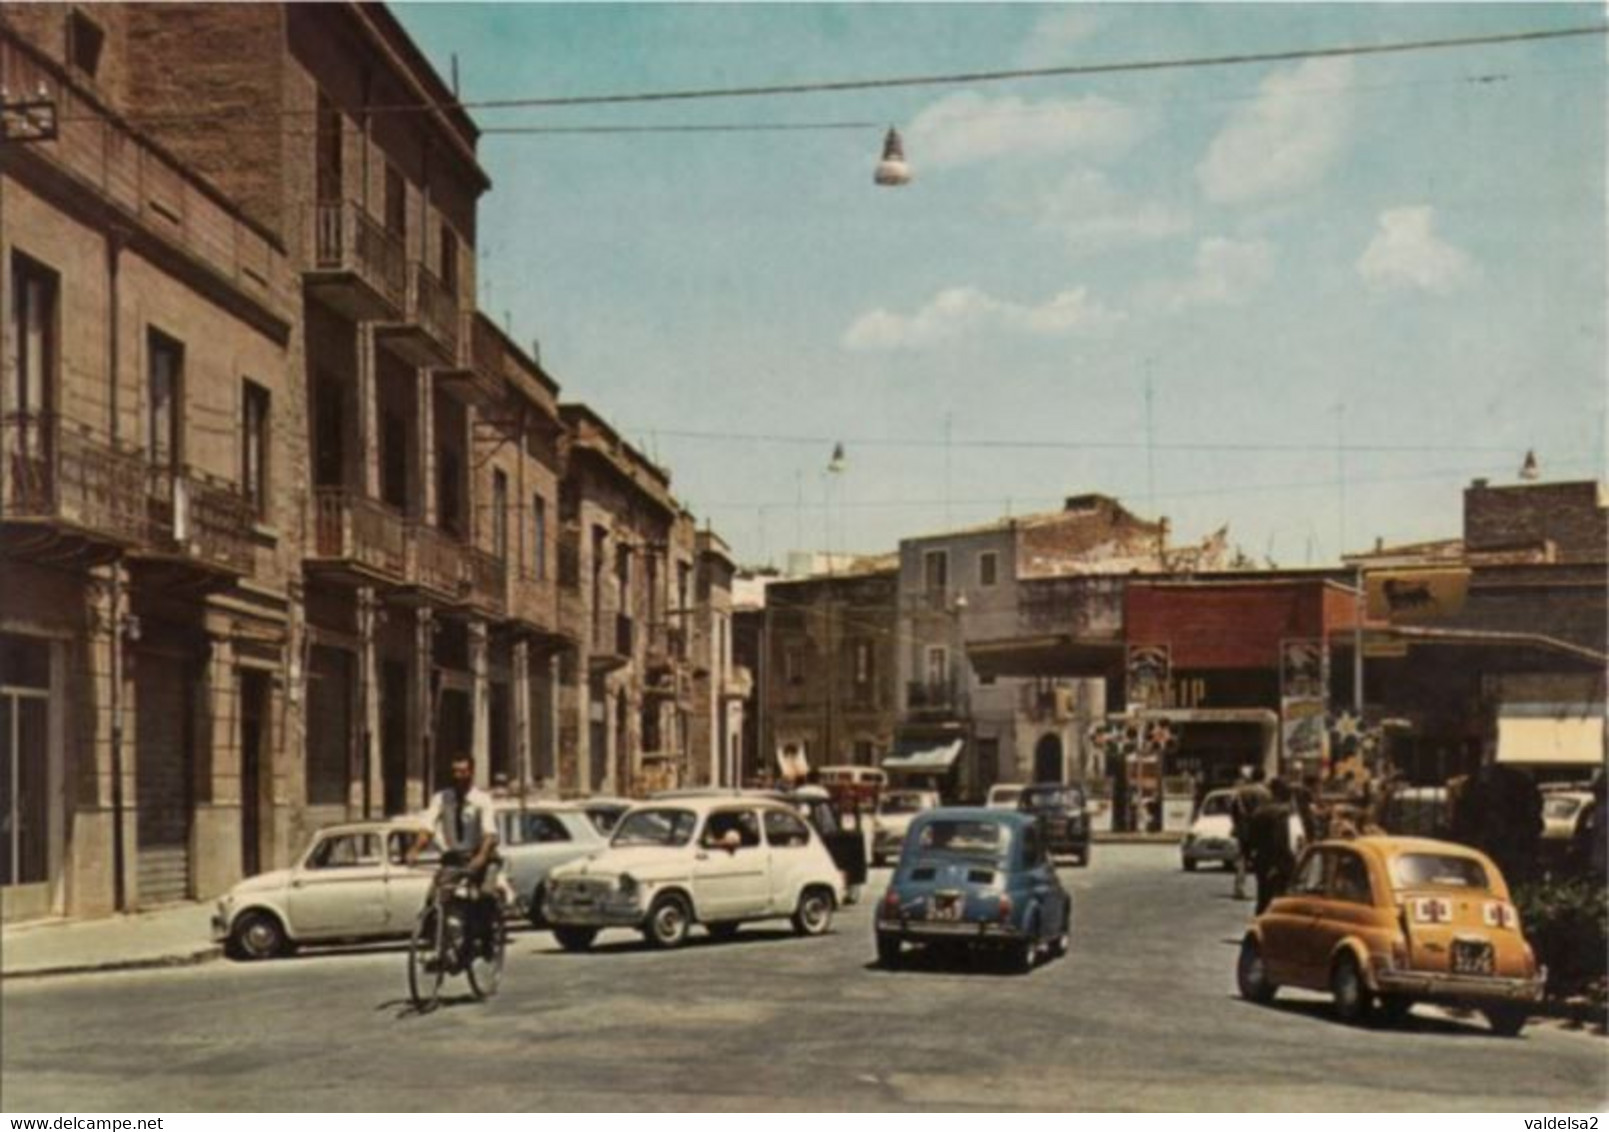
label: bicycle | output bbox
[407,862,506,1011]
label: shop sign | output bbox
[1366,568,1470,622]
[1280,638,1328,703]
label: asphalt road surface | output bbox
[3,845,1604,1111]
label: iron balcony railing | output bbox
[1,413,145,545]
[406,261,459,360]
[311,200,406,310]
[464,546,508,616]
[407,521,465,599]
[311,488,406,580]
[145,465,254,574]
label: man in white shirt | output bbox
[408,753,501,953]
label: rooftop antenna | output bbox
[451,54,460,98]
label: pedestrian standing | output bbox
[1249,778,1298,914]
[1230,767,1270,900]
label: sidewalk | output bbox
[1,902,220,980]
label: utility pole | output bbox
[1144,359,1157,517]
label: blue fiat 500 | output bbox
[874,808,1071,973]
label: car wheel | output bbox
[791,886,834,936]
[1048,906,1071,958]
[1484,1005,1528,1037]
[1377,994,1413,1027]
[526,886,547,930]
[552,925,597,952]
[875,933,903,969]
[1183,857,1198,872]
[706,922,740,942]
[228,910,288,961]
[1330,954,1373,1025]
[1236,937,1277,1004]
[645,892,692,949]
[1008,926,1038,975]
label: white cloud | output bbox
[1017,8,1107,67]
[1039,169,1191,249]
[843,285,1124,351]
[1196,57,1355,206]
[908,91,1147,170]
[1143,236,1276,311]
[1356,206,1478,294]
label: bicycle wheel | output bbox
[467,901,506,1000]
[408,903,446,1012]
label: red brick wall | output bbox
[1125,583,1331,670]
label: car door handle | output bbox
[695,851,710,861]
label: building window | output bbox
[242,381,270,521]
[853,640,872,685]
[923,549,948,593]
[67,11,104,78]
[926,646,949,689]
[532,494,547,580]
[979,551,998,587]
[315,93,342,203]
[491,469,508,561]
[147,330,183,469]
[384,165,406,239]
[0,634,52,888]
[440,224,459,295]
[9,254,57,432]
[784,647,804,686]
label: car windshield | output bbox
[587,806,627,835]
[1389,852,1490,891]
[1199,793,1234,817]
[611,808,698,848]
[881,794,929,814]
[1023,787,1084,809]
[1544,797,1584,820]
[912,819,1008,860]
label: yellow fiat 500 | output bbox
[1237,836,1545,1035]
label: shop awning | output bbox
[883,739,963,772]
[1495,703,1606,767]
[966,635,1123,680]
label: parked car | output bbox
[872,789,942,865]
[212,819,435,959]
[985,783,1025,810]
[1182,788,1307,872]
[1016,783,1091,866]
[1236,836,1544,1035]
[1542,790,1595,843]
[580,796,634,836]
[492,801,608,927]
[544,797,844,950]
[875,808,1070,973]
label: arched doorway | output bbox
[1033,733,1064,784]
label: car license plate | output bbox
[930,894,961,921]
[1452,939,1495,975]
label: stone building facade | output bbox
[1,3,731,921]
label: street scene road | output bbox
[4,846,1603,1112]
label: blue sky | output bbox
[394,3,1606,568]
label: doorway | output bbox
[1033,733,1064,784]
[238,670,269,877]
[381,662,408,816]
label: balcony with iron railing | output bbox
[1,413,146,555]
[463,546,508,617]
[376,261,459,368]
[308,487,407,583]
[142,465,254,577]
[307,200,406,321]
[509,571,559,635]
[406,521,465,603]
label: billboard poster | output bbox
[1125,644,1170,713]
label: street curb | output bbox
[1,945,223,982]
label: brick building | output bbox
[1,3,734,921]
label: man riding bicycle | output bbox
[407,753,501,956]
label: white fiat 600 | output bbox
[544,797,845,950]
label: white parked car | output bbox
[212,819,436,959]
[544,797,845,950]
[985,784,1025,811]
[872,789,942,865]
[493,802,608,928]
[1180,789,1305,872]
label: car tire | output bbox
[706,922,740,942]
[791,886,834,936]
[1182,857,1198,872]
[1236,937,1277,1004]
[875,933,903,969]
[526,886,547,931]
[645,892,692,949]
[228,910,288,961]
[1048,906,1071,959]
[552,925,597,952]
[1008,924,1038,975]
[1330,954,1373,1026]
[1484,1005,1528,1038]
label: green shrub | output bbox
[1514,877,1608,1001]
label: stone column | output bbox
[469,619,490,788]
[357,329,379,500]
[512,637,531,792]
[411,606,435,804]
[356,588,380,817]
[192,622,240,899]
[546,651,561,793]
[74,566,133,916]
